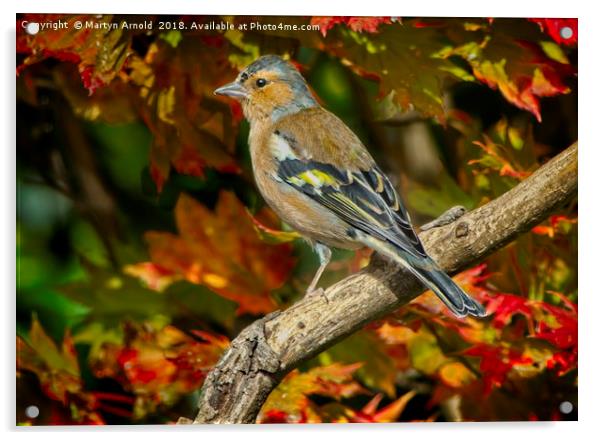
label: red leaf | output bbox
[258,363,364,423]
[17,316,104,424]
[351,391,416,423]
[90,324,228,419]
[464,344,533,394]
[486,293,533,328]
[310,16,392,37]
[529,18,578,46]
[79,65,106,95]
[535,302,577,350]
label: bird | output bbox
[214,54,486,318]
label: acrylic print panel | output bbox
[16,14,577,425]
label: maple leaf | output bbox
[438,362,477,388]
[435,20,574,121]
[258,363,364,423]
[313,19,465,122]
[127,36,241,191]
[123,262,182,292]
[248,207,302,244]
[463,344,533,394]
[17,316,81,404]
[17,315,104,424]
[136,191,295,314]
[17,16,242,192]
[531,215,577,238]
[469,136,532,181]
[529,18,578,46]
[17,14,132,94]
[486,293,533,329]
[534,300,577,376]
[322,330,399,397]
[90,323,228,419]
[350,391,415,423]
[310,17,393,37]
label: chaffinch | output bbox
[215,55,486,318]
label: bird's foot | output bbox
[420,205,467,231]
[305,287,329,303]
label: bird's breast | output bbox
[248,126,360,250]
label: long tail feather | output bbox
[409,262,486,317]
[357,232,486,318]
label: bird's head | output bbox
[214,55,318,124]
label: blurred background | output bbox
[16,15,577,424]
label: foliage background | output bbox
[16,15,577,424]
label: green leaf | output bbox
[407,172,474,218]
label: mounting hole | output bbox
[25,405,39,419]
[560,26,573,40]
[25,22,40,35]
[559,401,573,414]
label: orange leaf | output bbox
[259,363,364,423]
[138,191,296,314]
[91,323,228,419]
[310,16,393,37]
[248,207,302,244]
[17,316,103,424]
[351,391,416,422]
[122,262,182,292]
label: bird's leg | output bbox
[305,243,332,302]
[420,206,467,231]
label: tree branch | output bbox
[187,142,577,424]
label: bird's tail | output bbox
[359,234,486,318]
[407,259,486,318]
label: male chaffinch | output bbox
[215,55,486,318]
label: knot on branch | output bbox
[455,221,470,238]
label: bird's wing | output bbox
[270,129,427,259]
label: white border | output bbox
[3,1,599,440]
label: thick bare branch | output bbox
[190,142,577,424]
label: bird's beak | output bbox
[214,82,248,99]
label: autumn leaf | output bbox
[136,191,296,314]
[469,136,532,181]
[90,323,228,419]
[350,391,416,422]
[17,14,132,94]
[123,262,182,292]
[529,18,578,46]
[310,17,394,37]
[17,316,81,404]
[17,315,104,424]
[127,36,241,191]
[17,16,242,192]
[486,292,533,329]
[248,207,302,244]
[463,344,533,394]
[438,362,477,388]
[533,300,577,376]
[259,363,364,423]
[321,330,399,397]
[314,19,465,122]
[435,19,574,121]
[532,215,577,238]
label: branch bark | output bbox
[188,142,577,424]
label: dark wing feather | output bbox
[276,156,426,259]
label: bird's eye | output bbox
[256,78,267,88]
